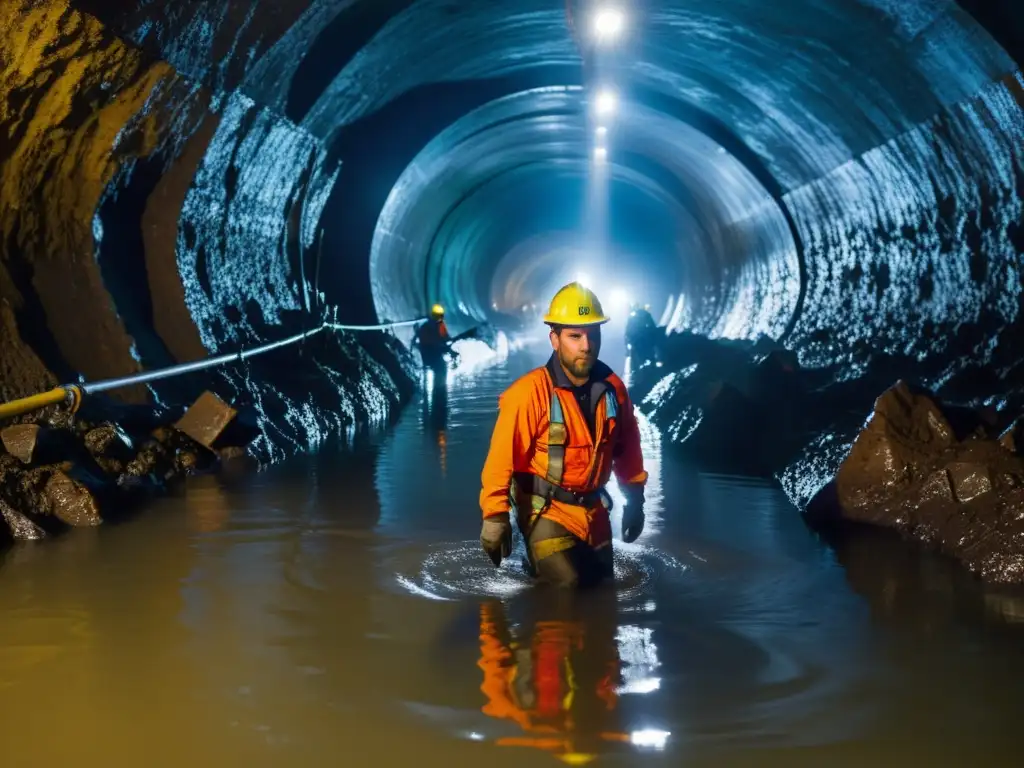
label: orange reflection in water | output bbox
[477,595,629,763]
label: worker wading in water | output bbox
[478,282,648,587]
[413,303,456,374]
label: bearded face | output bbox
[551,326,601,381]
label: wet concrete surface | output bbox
[2,343,1024,766]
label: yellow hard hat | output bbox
[559,753,597,766]
[430,303,445,318]
[543,282,609,326]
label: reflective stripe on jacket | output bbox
[479,353,648,545]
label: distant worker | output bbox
[414,303,454,373]
[625,302,659,362]
[479,282,648,587]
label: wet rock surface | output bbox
[631,330,825,477]
[1,424,41,464]
[173,390,239,449]
[0,0,417,546]
[813,383,1024,584]
[631,331,1024,585]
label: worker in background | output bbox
[625,303,659,363]
[413,303,454,374]
[478,282,648,587]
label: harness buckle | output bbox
[548,421,568,446]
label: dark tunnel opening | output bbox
[958,0,1024,66]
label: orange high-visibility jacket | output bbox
[479,354,648,545]
[416,318,450,346]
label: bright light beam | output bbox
[593,7,625,40]
[594,89,617,116]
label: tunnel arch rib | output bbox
[370,86,802,341]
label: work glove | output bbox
[481,514,513,567]
[621,485,646,544]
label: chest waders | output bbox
[510,386,618,571]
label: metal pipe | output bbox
[84,327,328,394]
[1,314,427,415]
[84,351,243,394]
[325,319,423,331]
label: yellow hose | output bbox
[0,386,81,421]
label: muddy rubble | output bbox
[0,332,420,545]
[630,331,1024,585]
[0,317,430,547]
[0,391,252,544]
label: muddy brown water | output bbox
[3,344,1024,767]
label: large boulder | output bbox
[808,381,1024,584]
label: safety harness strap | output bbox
[545,391,567,486]
[509,382,619,534]
[545,388,617,485]
[603,388,617,419]
[513,472,611,510]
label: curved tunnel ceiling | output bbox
[292,0,1014,186]
[370,85,800,340]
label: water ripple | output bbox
[392,539,693,602]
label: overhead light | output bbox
[594,89,617,116]
[593,7,625,40]
[594,146,608,162]
[609,288,629,307]
[596,126,608,137]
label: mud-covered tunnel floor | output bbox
[3,345,1024,767]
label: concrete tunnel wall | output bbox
[1,0,1023,460]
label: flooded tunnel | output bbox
[3,0,1024,765]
